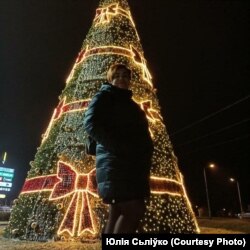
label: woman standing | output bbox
[83,64,153,233]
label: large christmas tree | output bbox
[6,0,199,241]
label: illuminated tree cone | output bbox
[6,0,199,241]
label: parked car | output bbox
[0,206,11,212]
[241,213,250,219]
[237,212,250,219]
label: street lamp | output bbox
[203,163,215,219]
[230,178,243,217]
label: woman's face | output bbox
[111,68,131,89]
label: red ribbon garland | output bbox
[54,99,90,120]
[21,161,183,236]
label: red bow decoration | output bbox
[49,162,98,236]
[21,161,98,237]
[21,161,184,237]
[94,4,117,24]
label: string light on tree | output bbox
[66,45,152,86]
[6,0,199,242]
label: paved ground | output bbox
[0,218,249,249]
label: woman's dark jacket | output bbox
[83,83,153,203]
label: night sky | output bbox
[0,0,249,215]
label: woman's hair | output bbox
[107,64,131,82]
